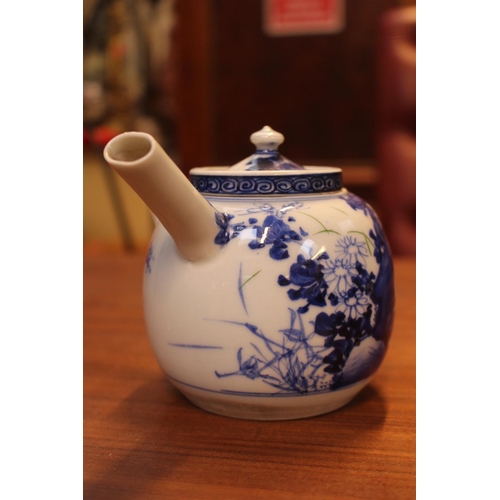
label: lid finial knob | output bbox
[250,126,284,151]
[228,125,304,170]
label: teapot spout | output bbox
[104,132,221,261]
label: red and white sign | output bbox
[264,0,345,36]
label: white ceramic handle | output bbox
[250,126,284,151]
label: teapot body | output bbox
[143,189,394,420]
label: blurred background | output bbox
[83,0,415,254]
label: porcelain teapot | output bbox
[103,126,394,420]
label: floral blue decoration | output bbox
[214,212,247,246]
[215,309,331,393]
[335,235,369,266]
[340,193,395,345]
[214,202,309,260]
[204,197,393,395]
[278,254,329,313]
[248,215,303,260]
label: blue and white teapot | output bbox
[104,126,395,420]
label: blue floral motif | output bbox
[248,215,299,260]
[314,304,374,386]
[335,235,368,266]
[338,192,395,344]
[214,203,307,259]
[233,349,262,380]
[244,204,305,260]
[369,228,385,265]
[212,198,394,394]
[215,309,330,393]
[339,193,370,216]
[351,262,376,295]
[233,201,304,219]
[214,212,247,245]
[336,288,370,318]
[275,250,380,388]
[214,212,231,245]
[278,255,328,313]
[323,258,357,294]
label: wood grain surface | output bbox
[172,0,417,172]
[84,250,415,499]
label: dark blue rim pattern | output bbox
[190,172,343,195]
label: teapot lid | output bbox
[229,126,305,171]
[190,126,342,196]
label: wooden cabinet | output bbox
[171,0,413,180]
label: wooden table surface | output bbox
[84,250,416,499]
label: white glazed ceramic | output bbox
[104,127,395,420]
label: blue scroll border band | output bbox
[190,172,343,196]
